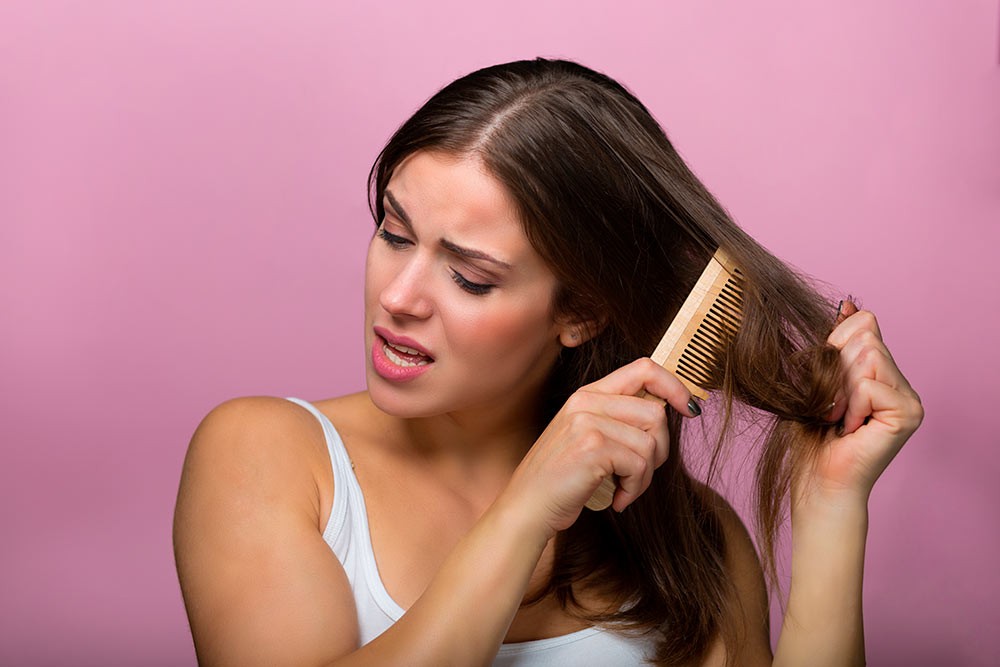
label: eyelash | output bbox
[450,270,494,295]
[377,227,410,248]
[377,226,495,296]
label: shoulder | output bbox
[179,396,338,526]
[175,396,363,662]
[180,393,391,521]
[693,481,773,666]
[192,395,322,441]
[186,396,328,476]
[692,482,764,583]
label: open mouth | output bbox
[382,339,432,368]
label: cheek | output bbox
[446,295,557,359]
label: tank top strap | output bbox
[283,397,405,636]
[283,397,357,551]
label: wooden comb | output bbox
[585,248,744,510]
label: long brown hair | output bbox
[369,58,842,665]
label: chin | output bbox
[365,373,440,419]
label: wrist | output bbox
[487,489,553,554]
[792,471,871,515]
[791,486,870,533]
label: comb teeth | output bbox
[648,252,745,400]
[675,271,744,389]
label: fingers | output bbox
[565,411,661,510]
[826,304,921,434]
[521,356,706,532]
[839,331,911,395]
[840,376,924,438]
[607,430,656,512]
[825,305,881,422]
[828,305,882,350]
[584,357,701,418]
[834,298,859,326]
[574,356,699,476]
[568,391,670,467]
[564,357,700,512]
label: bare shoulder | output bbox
[174,396,361,665]
[188,395,325,453]
[693,482,764,586]
[181,397,329,504]
[693,481,773,666]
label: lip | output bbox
[371,326,435,383]
[373,326,434,360]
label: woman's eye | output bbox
[377,227,410,248]
[450,269,495,296]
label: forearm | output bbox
[332,494,549,667]
[773,491,869,667]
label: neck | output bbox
[369,382,547,509]
[406,389,544,469]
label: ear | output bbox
[557,318,603,348]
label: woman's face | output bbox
[364,150,575,421]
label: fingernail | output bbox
[836,300,844,319]
[687,397,702,417]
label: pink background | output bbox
[2,1,998,664]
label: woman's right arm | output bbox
[174,361,695,666]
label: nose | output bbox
[378,257,434,320]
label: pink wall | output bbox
[2,1,997,664]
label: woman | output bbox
[174,59,923,666]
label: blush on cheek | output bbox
[450,298,559,366]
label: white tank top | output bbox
[286,398,656,665]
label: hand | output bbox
[504,358,700,538]
[798,302,924,504]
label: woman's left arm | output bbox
[772,304,924,666]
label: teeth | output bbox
[388,342,423,356]
[383,344,430,368]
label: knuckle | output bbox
[577,429,604,454]
[569,410,596,431]
[857,329,881,346]
[885,419,908,437]
[633,456,649,478]
[855,343,883,366]
[643,399,668,423]
[641,431,657,457]
[637,357,660,375]
[855,310,878,329]
[564,391,590,412]
[565,415,598,444]
[856,376,877,394]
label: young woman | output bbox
[174,59,923,666]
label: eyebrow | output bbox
[384,190,412,226]
[440,239,512,270]
[383,190,513,271]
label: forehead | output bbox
[385,151,532,257]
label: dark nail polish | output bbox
[687,398,702,417]
[836,300,844,319]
